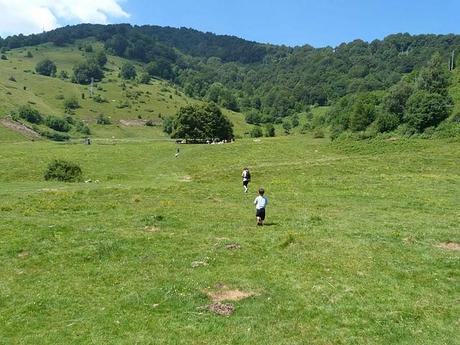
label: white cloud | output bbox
[0,0,130,37]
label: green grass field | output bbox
[0,135,459,344]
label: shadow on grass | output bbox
[262,222,278,227]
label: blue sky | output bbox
[1,0,459,47]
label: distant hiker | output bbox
[254,187,268,226]
[242,167,251,193]
[175,147,180,157]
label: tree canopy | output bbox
[171,103,234,141]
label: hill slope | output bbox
[0,42,249,139]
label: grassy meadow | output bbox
[0,134,459,344]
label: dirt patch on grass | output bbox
[225,243,241,250]
[206,285,255,302]
[436,242,460,251]
[119,119,147,126]
[0,117,41,139]
[144,226,160,233]
[207,302,235,316]
[179,175,192,182]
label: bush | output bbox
[96,114,111,125]
[250,125,263,138]
[63,96,80,111]
[92,94,108,103]
[375,112,400,133]
[313,129,325,138]
[75,121,91,135]
[44,160,82,182]
[37,128,70,141]
[264,123,276,137]
[8,76,16,82]
[72,60,104,84]
[45,116,71,132]
[1,54,7,60]
[35,59,57,77]
[18,105,43,124]
[404,90,452,132]
[120,62,136,80]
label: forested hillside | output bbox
[1,23,459,138]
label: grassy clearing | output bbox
[0,135,459,344]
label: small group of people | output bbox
[242,167,268,226]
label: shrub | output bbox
[375,112,400,133]
[25,51,33,58]
[63,96,80,111]
[404,90,452,132]
[45,116,71,132]
[96,114,111,125]
[93,94,108,103]
[120,62,137,80]
[250,125,263,138]
[8,76,16,82]
[264,123,276,137]
[18,105,43,124]
[58,70,68,79]
[313,129,325,138]
[1,54,7,60]
[35,59,57,77]
[75,121,91,135]
[44,160,82,182]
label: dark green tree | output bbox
[404,90,452,132]
[120,62,136,80]
[35,58,57,76]
[73,60,103,84]
[171,103,234,140]
[417,53,451,96]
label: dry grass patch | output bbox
[436,242,460,251]
[206,284,256,303]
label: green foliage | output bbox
[282,119,292,134]
[162,116,174,134]
[349,93,379,131]
[25,51,33,58]
[250,125,263,138]
[63,96,80,111]
[291,114,300,127]
[92,94,108,103]
[94,49,108,67]
[383,81,414,119]
[313,128,325,138]
[75,120,91,135]
[45,116,71,132]
[18,105,43,124]
[35,58,57,77]
[44,159,82,182]
[58,70,69,79]
[172,103,234,140]
[404,90,453,132]
[37,128,70,141]
[138,73,151,84]
[417,53,451,96]
[245,110,262,124]
[120,62,136,80]
[84,44,93,53]
[96,114,112,125]
[264,123,276,137]
[72,59,104,84]
[0,54,7,60]
[374,111,401,133]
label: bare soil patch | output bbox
[436,242,460,251]
[206,284,255,302]
[207,302,235,316]
[225,243,241,250]
[144,226,160,233]
[0,117,41,139]
[119,119,147,126]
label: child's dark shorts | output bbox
[243,180,249,187]
[256,208,265,220]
